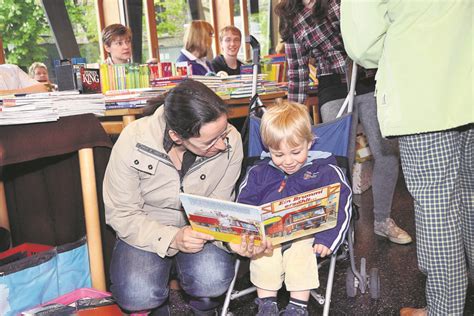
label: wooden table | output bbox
[101,91,288,134]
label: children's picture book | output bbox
[180,183,341,246]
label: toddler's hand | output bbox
[313,243,332,258]
[228,235,273,258]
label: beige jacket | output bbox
[103,106,243,257]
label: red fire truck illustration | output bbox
[264,206,327,238]
[188,213,261,237]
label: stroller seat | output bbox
[222,64,380,315]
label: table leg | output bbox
[78,148,106,291]
[0,180,10,231]
[123,114,136,127]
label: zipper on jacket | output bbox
[278,175,288,193]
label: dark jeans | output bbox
[110,239,235,314]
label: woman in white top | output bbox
[0,64,48,95]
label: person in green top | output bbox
[340,1,473,315]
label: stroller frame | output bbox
[221,59,380,316]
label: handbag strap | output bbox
[336,60,358,118]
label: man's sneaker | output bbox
[374,218,412,244]
[255,298,279,316]
[279,303,309,316]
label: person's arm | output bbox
[285,36,310,104]
[0,84,49,95]
[103,131,181,258]
[340,0,390,68]
[313,164,352,252]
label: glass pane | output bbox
[232,0,245,61]
[154,0,192,62]
[65,0,100,64]
[248,0,271,55]
[0,0,54,76]
[142,1,150,63]
[200,0,211,22]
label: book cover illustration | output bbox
[179,194,264,245]
[260,183,340,245]
[80,68,101,94]
[179,182,341,246]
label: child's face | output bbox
[269,140,312,174]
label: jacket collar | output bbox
[260,150,332,173]
[181,49,197,61]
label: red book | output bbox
[160,62,173,77]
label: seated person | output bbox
[211,26,243,76]
[101,24,132,64]
[176,20,214,76]
[237,101,352,316]
[0,64,49,95]
[28,62,56,91]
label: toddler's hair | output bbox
[260,100,314,150]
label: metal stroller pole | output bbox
[246,35,260,104]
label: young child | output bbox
[237,101,352,315]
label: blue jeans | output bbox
[110,238,235,314]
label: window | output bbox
[154,0,193,62]
[0,0,53,71]
[248,0,272,56]
[233,0,246,61]
[0,0,100,83]
[65,0,100,64]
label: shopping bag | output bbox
[0,237,91,316]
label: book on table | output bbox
[179,182,341,246]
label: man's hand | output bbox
[313,243,332,258]
[228,235,273,258]
[170,226,214,253]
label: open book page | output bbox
[261,183,341,245]
[180,182,341,246]
[180,194,265,245]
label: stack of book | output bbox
[0,95,58,125]
[0,91,106,125]
[51,92,105,117]
[260,54,287,83]
[104,88,167,110]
